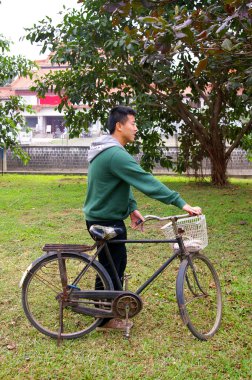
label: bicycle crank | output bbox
[112,293,143,318]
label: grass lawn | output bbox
[0,174,251,380]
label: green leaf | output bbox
[139,17,159,23]
[221,38,233,51]
[174,18,192,32]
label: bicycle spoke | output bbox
[31,269,62,294]
[22,253,112,339]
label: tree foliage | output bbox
[0,35,35,162]
[25,0,252,184]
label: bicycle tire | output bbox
[21,252,113,339]
[176,253,222,341]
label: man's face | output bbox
[118,115,138,145]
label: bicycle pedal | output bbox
[124,331,130,339]
[123,321,133,339]
[124,273,132,291]
[124,273,132,279]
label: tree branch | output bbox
[123,67,170,101]
[225,119,252,159]
[174,101,212,152]
[183,60,211,107]
[178,101,210,143]
[126,64,211,147]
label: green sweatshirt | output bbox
[84,146,186,221]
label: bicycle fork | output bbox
[186,255,209,297]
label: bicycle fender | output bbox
[19,251,99,288]
[19,252,54,288]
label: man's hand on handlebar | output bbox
[130,205,202,230]
[130,210,145,231]
[182,204,202,216]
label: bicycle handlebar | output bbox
[136,213,194,225]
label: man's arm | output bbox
[111,149,186,209]
[129,188,137,213]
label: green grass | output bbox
[0,174,251,380]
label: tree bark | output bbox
[208,146,228,186]
[210,158,228,186]
[207,87,229,185]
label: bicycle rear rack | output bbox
[42,243,96,253]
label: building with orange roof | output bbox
[0,87,15,99]
[0,56,85,138]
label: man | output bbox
[84,105,201,330]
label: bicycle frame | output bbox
[73,235,186,295]
[70,214,193,296]
[42,215,199,319]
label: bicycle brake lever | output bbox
[136,219,143,226]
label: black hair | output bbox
[107,105,136,134]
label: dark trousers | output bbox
[86,220,127,291]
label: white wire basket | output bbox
[161,215,208,252]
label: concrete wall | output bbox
[6,145,252,176]
[6,146,89,171]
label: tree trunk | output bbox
[209,149,228,186]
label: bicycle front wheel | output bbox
[176,253,222,341]
[22,252,113,339]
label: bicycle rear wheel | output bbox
[176,253,222,340]
[22,252,113,339]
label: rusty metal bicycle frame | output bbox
[104,235,186,294]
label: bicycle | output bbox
[20,214,222,342]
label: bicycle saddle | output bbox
[89,225,124,241]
